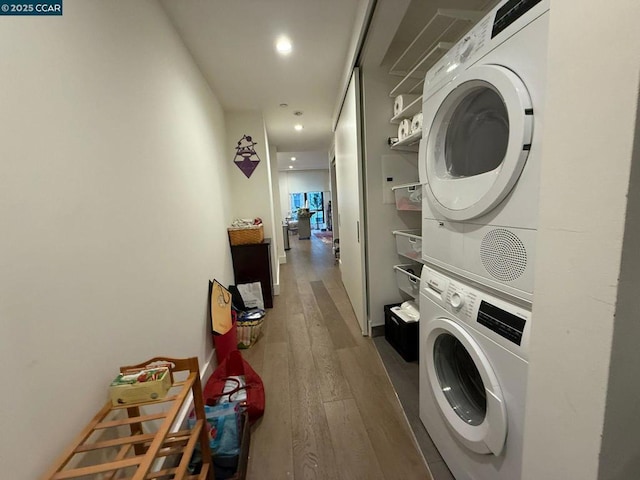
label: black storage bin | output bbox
[384,303,419,362]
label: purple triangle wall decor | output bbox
[234,134,261,178]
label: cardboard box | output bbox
[109,367,172,406]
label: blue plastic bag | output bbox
[189,402,240,457]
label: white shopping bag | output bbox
[237,282,264,310]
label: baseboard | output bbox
[279,254,287,264]
[201,348,217,384]
[154,349,216,470]
[172,348,216,430]
[371,325,385,337]
[273,283,280,296]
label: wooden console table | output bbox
[42,356,213,480]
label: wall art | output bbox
[234,134,261,178]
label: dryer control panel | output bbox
[422,0,550,102]
[423,10,493,98]
[492,0,543,39]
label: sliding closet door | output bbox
[334,69,367,335]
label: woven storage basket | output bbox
[228,225,264,246]
[236,317,264,349]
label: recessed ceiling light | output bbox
[289,165,293,169]
[279,103,288,108]
[276,36,292,55]
[294,124,303,131]
[294,111,303,116]
[291,157,296,161]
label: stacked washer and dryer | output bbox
[417,1,549,479]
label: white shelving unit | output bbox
[389,9,482,78]
[390,129,421,152]
[388,7,483,300]
[390,95,423,124]
[389,9,482,101]
[389,42,451,98]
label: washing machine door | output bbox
[425,317,507,455]
[422,64,533,221]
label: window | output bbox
[289,192,324,228]
[308,192,324,227]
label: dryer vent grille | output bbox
[480,229,527,282]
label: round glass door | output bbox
[444,87,509,179]
[425,317,507,455]
[434,333,487,426]
[424,65,533,221]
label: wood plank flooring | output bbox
[372,337,454,479]
[243,233,432,480]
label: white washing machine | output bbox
[419,265,530,480]
[419,0,550,303]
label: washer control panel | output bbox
[477,300,526,346]
[421,265,530,357]
[420,266,450,306]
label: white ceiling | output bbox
[160,0,498,173]
[160,0,365,171]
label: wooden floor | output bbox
[243,233,432,480]
[372,337,454,480]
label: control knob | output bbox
[450,292,465,310]
[459,36,475,63]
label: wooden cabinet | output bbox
[42,356,213,480]
[230,238,273,308]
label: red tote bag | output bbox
[203,350,265,424]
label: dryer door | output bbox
[425,317,507,455]
[423,64,533,221]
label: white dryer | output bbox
[419,265,530,480]
[419,0,550,302]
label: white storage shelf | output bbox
[394,264,422,299]
[389,42,452,98]
[388,10,483,151]
[393,230,423,261]
[390,129,421,151]
[389,9,482,84]
[392,182,422,211]
[391,96,423,124]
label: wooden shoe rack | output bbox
[42,356,213,480]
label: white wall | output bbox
[333,0,375,124]
[269,144,287,266]
[226,111,279,289]
[0,1,233,478]
[329,158,340,239]
[226,112,275,234]
[360,65,421,328]
[262,125,281,288]
[599,106,640,479]
[522,1,640,478]
[278,169,331,220]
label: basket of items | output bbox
[229,283,266,349]
[228,218,264,246]
[236,316,264,349]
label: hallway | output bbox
[242,233,431,479]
